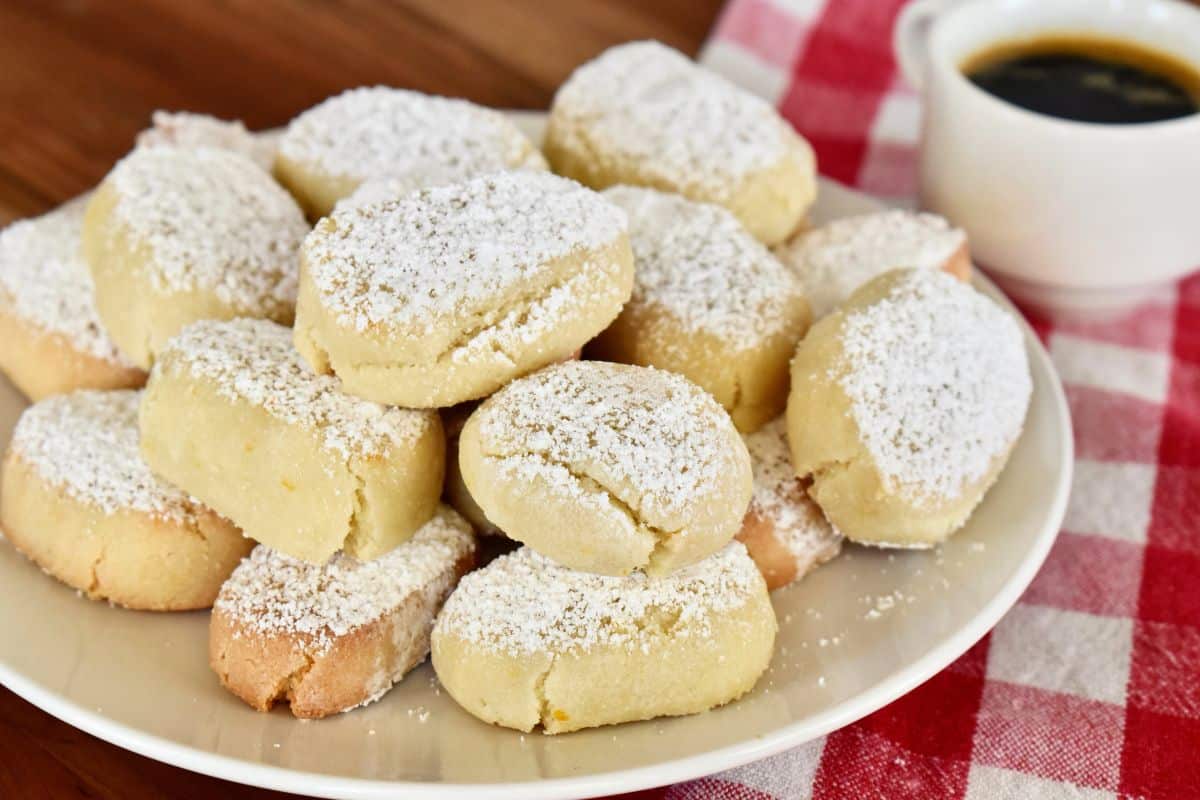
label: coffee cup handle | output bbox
[893,0,956,90]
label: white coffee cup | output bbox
[894,0,1200,317]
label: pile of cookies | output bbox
[0,41,1032,733]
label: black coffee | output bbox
[963,34,1200,124]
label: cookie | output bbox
[545,41,816,245]
[0,198,144,400]
[294,171,633,408]
[275,86,546,218]
[137,110,276,170]
[82,146,307,368]
[589,186,811,432]
[139,318,444,564]
[736,416,841,590]
[210,505,475,719]
[0,390,250,610]
[432,542,774,733]
[775,210,970,319]
[787,269,1031,547]
[458,360,752,576]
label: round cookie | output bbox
[736,416,842,591]
[137,110,276,170]
[0,390,250,610]
[140,318,445,565]
[441,402,503,538]
[787,269,1031,547]
[0,198,144,400]
[432,542,774,734]
[458,360,752,576]
[294,171,633,408]
[589,186,811,433]
[545,40,817,246]
[82,146,308,369]
[210,505,475,719]
[275,86,547,218]
[775,210,970,319]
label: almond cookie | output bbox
[432,542,774,734]
[589,186,811,433]
[210,505,475,719]
[736,416,841,591]
[140,318,444,564]
[275,86,546,218]
[787,269,1031,547]
[294,171,633,408]
[0,390,250,610]
[82,146,308,369]
[458,361,751,576]
[0,198,144,400]
[545,41,816,245]
[775,210,970,319]
[137,110,276,170]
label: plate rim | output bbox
[0,172,1073,800]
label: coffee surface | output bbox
[964,34,1200,124]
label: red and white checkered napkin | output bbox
[625,1,1200,798]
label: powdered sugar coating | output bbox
[435,542,762,656]
[156,318,435,460]
[216,506,473,655]
[106,146,307,310]
[476,360,746,527]
[743,416,841,567]
[602,186,805,348]
[835,269,1030,508]
[777,210,966,319]
[551,41,795,196]
[10,389,193,521]
[303,171,627,334]
[278,86,544,185]
[0,199,133,365]
[137,111,276,170]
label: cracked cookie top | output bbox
[103,146,307,310]
[216,505,474,654]
[602,186,806,349]
[775,210,966,319]
[434,541,763,657]
[550,41,796,197]
[9,389,194,522]
[0,197,135,366]
[472,360,748,532]
[834,269,1030,508]
[301,171,628,337]
[155,318,437,460]
[278,86,544,185]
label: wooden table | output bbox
[0,2,722,797]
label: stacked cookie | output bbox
[0,39,1035,736]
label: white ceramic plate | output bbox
[0,113,1072,800]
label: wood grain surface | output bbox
[0,1,722,797]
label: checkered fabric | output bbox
[618,1,1200,798]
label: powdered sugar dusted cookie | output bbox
[140,318,444,564]
[545,41,816,245]
[590,186,811,433]
[432,542,774,733]
[294,171,633,408]
[275,86,547,218]
[736,416,841,590]
[0,390,250,610]
[458,360,752,576]
[775,210,970,319]
[137,110,276,170]
[0,199,144,400]
[787,269,1031,547]
[83,146,308,368]
[211,505,475,719]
